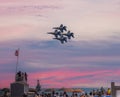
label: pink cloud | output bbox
[0,73,14,88]
[28,69,112,88]
[0,68,119,88]
[0,24,36,42]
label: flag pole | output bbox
[16,53,18,74]
[15,48,19,74]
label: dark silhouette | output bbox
[62,30,74,39]
[48,24,74,44]
[23,93,27,97]
[15,71,28,82]
[53,24,67,32]
[47,30,61,38]
[25,72,27,81]
[53,35,67,44]
[17,71,21,77]
[3,91,8,97]
[36,80,41,92]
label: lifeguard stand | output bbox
[11,71,29,97]
[111,82,120,97]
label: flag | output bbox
[15,49,19,56]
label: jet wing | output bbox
[53,38,59,40]
[52,27,59,29]
[47,32,54,34]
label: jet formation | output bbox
[47,24,74,44]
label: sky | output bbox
[0,0,120,88]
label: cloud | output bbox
[0,0,120,88]
[0,39,120,88]
[28,69,114,88]
[0,0,120,42]
[0,5,59,16]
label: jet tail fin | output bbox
[60,40,64,44]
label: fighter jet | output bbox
[53,35,67,44]
[53,24,67,33]
[62,30,74,39]
[47,30,61,38]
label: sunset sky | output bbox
[0,0,120,88]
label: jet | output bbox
[53,24,67,32]
[62,30,74,39]
[47,30,61,38]
[53,35,67,44]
